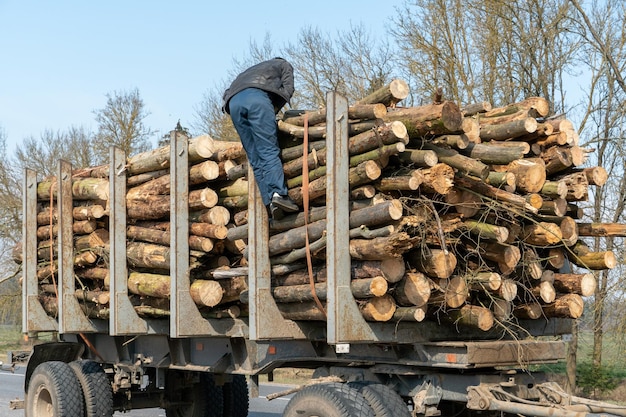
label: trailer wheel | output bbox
[347,381,411,417]
[26,361,84,417]
[165,373,223,417]
[69,360,113,417]
[283,382,375,417]
[222,375,248,417]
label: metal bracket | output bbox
[22,169,57,333]
[109,146,148,335]
[57,160,100,333]
[169,132,245,337]
[247,155,306,340]
[325,91,376,343]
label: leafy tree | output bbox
[92,88,153,162]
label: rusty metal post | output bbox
[22,169,57,332]
[109,146,148,335]
[325,91,375,346]
[247,158,306,340]
[57,160,99,333]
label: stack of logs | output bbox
[18,78,625,333]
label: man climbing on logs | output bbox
[223,57,299,221]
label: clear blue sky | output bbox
[0,1,401,151]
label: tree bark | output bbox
[553,273,596,297]
[355,79,410,107]
[384,101,463,137]
[542,293,584,319]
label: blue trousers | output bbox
[229,88,288,206]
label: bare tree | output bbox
[92,88,153,162]
[391,0,577,110]
[569,0,626,381]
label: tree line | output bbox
[0,0,623,393]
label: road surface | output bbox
[0,366,291,417]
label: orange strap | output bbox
[302,114,326,317]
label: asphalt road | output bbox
[0,366,292,417]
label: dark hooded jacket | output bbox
[222,58,294,114]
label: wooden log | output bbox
[542,145,573,175]
[126,135,241,174]
[463,219,509,243]
[420,143,490,180]
[280,140,327,163]
[574,167,608,186]
[496,158,546,194]
[360,294,396,322]
[432,134,470,150]
[460,142,527,165]
[407,248,457,279]
[126,225,216,252]
[126,242,172,270]
[37,204,106,225]
[272,277,388,303]
[384,101,463,137]
[545,247,566,270]
[477,242,521,274]
[36,219,97,240]
[540,181,567,200]
[436,276,469,308]
[392,305,427,322]
[539,199,567,220]
[419,163,455,195]
[445,188,482,218]
[498,279,518,302]
[521,222,563,245]
[441,305,494,331]
[553,273,596,297]
[569,245,616,270]
[454,176,538,214]
[531,281,556,303]
[126,160,220,199]
[462,101,492,116]
[461,117,481,143]
[282,103,387,126]
[521,248,543,280]
[398,149,439,167]
[127,169,170,187]
[287,142,405,188]
[189,279,224,307]
[350,232,415,261]
[482,97,550,119]
[127,271,170,298]
[393,272,431,307]
[126,188,218,220]
[577,222,626,237]
[485,172,516,191]
[189,206,231,226]
[377,171,422,191]
[514,302,543,320]
[542,293,584,319]
[288,160,381,205]
[356,79,410,107]
[466,272,502,291]
[37,177,109,201]
[479,118,538,141]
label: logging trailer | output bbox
[13,92,625,417]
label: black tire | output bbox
[347,381,411,417]
[69,360,114,417]
[283,382,375,417]
[26,361,84,417]
[222,375,249,417]
[165,373,223,417]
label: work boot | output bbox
[269,203,285,221]
[271,194,299,213]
